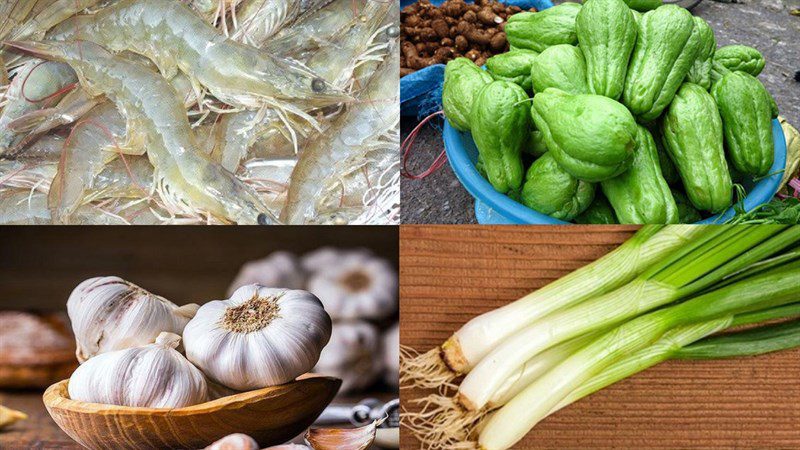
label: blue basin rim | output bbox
[443,119,788,225]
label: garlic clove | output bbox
[175,303,201,319]
[67,331,207,408]
[0,404,27,430]
[305,419,381,450]
[68,276,200,362]
[183,285,332,391]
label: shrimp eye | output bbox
[311,78,327,93]
[386,26,400,38]
[257,213,271,225]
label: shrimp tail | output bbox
[7,107,50,133]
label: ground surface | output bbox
[401,0,800,224]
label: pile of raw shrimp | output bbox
[0,0,400,225]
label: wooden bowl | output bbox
[43,375,341,449]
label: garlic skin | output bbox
[306,251,397,320]
[183,285,332,391]
[314,321,383,394]
[227,251,306,296]
[68,276,199,362]
[383,323,399,388]
[68,332,207,408]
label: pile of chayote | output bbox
[441,0,780,224]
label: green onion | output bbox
[478,260,800,450]
[488,302,800,412]
[401,225,708,387]
[458,226,795,412]
[676,318,800,360]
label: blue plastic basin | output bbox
[443,119,788,224]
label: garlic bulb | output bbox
[68,332,207,408]
[183,284,332,390]
[314,321,383,394]
[301,247,372,273]
[306,251,397,320]
[227,251,306,296]
[68,276,199,362]
[383,323,399,388]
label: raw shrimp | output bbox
[231,0,332,46]
[9,39,272,224]
[212,1,390,172]
[5,0,102,44]
[210,108,311,172]
[13,133,64,162]
[263,0,367,58]
[240,156,297,220]
[6,87,99,153]
[48,102,129,223]
[84,155,153,203]
[0,159,57,192]
[52,0,349,117]
[191,0,246,35]
[0,0,38,42]
[0,189,50,224]
[8,68,197,156]
[304,0,392,90]
[281,40,399,224]
[0,59,77,155]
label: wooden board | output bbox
[400,225,800,449]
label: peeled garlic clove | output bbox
[68,276,199,362]
[313,321,382,394]
[0,405,27,430]
[205,433,259,450]
[68,332,207,408]
[305,419,380,450]
[306,252,397,320]
[183,285,332,391]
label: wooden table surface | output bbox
[400,225,800,449]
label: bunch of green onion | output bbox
[400,225,800,450]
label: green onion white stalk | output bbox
[459,226,794,411]
[491,302,800,409]
[401,225,709,388]
[478,261,800,450]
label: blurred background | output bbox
[0,226,399,448]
